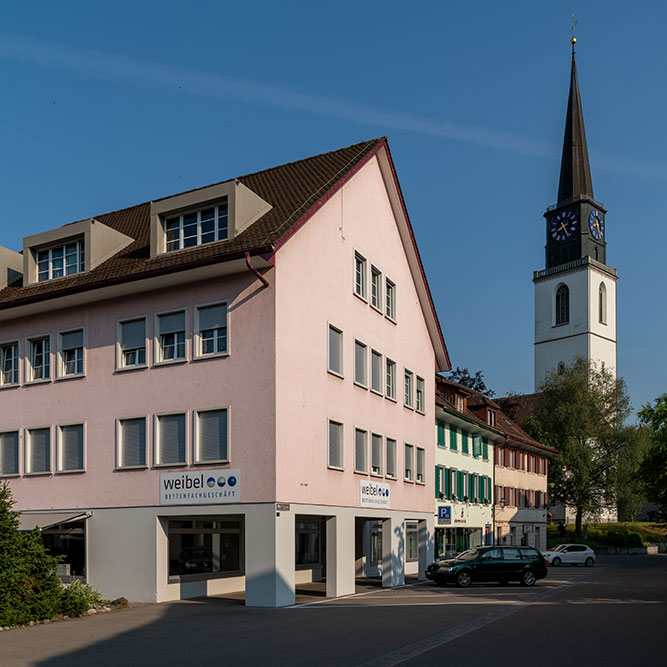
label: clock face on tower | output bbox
[589,210,605,240]
[550,210,578,241]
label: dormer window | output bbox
[37,240,85,282]
[164,201,228,252]
[456,395,464,412]
[487,409,496,427]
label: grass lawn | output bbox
[546,522,667,549]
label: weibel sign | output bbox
[160,469,241,505]
[360,480,391,508]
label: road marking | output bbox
[355,570,600,666]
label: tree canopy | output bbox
[447,367,495,397]
[526,358,632,532]
[638,393,667,518]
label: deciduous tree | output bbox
[638,394,667,518]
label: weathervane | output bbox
[570,12,577,52]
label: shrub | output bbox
[61,579,106,616]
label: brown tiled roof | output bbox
[494,393,541,429]
[0,138,385,309]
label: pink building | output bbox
[0,138,449,605]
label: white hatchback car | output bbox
[543,544,596,567]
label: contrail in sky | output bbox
[1,32,665,183]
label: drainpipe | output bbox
[245,251,270,288]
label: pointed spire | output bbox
[557,39,594,204]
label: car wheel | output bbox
[552,557,561,567]
[455,571,472,588]
[585,557,594,567]
[521,570,536,587]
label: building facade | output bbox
[0,138,450,606]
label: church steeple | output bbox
[543,39,607,270]
[557,40,594,204]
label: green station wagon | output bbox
[425,545,548,588]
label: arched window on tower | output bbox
[599,282,607,324]
[555,284,569,325]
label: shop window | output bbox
[295,518,321,566]
[167,517,243,580]
[41,520,87,579]
[406,522,418,562]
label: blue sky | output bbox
[1,1,665,415]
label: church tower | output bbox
[533,40,618,388]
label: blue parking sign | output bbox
[438,506,451,522]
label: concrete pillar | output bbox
[326,513,355,598]
[417,519,428,581]
[381,515,405,588]
[245,505,295,607]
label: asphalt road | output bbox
[1,555,665,667]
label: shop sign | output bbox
[160,469,241,505]
[360,480,391,507]
[437,506,451,525]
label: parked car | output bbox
[543,544,596,567]
[425,546,548,588]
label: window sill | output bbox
[0,473,20,478]
[192,352,229,362]
[115,364,148,373]
[416,480,425,486]
[370,471,383,478]
[385,475,397,481]
[327,369,344,380]
[25,378,52,386]
[56,469,86,475]
[168,569,242,584]
[327,465,344,472]
[416,409,426,416]
[404,478,414,484]
[353,291,368,305]
[353,381,368,390]
[370,388,384,397]
[192,459,230,466]
[552,322,569,328]
[25,471,52,477]
[0,383,20,391]
[403,404,414,411]
[353,469,369,476]
[116,465,148,471]
[370,303,383,315]
[154,358,188,368]
[385,395,397,403]
[153,462,188,468]
[55,373,86,384]
[385,315,397,325]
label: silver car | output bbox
[543,543,596,567]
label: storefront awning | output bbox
[18,512,90,531]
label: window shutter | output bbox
[479,475,485,503]
[159,311,185,335]
[198,304,227,330]
[61,424,84,470]
[461,431,469,454]
[0,432,19,474]
[450,427,457,451]
[121,418,146,467]
[436,421,445,446]
[121,319,146,350]
[457,470,464,496]
[328,327,341,373]
[487,478,492,504]
[328,421,341,468]
[198,410,228,461]
[472,435,482,457]
[61,330,83,350]
[435,465,441,498]
[30,429,50,472]
[159,414,185,464]
[482,439,488,459]
[445,468,452,499]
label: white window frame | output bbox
[163,201,229,253]
[194,407,230,465]
[404,443,414,482]
[25,426,52,476]
[154,309,188,365]
[194,300,229,359]
[416,447,425,484]
[371,433,383,476]
[385,358,396,401]
[354,340,368,388]
[0,430,20,477]
[370,265,382,311]
[385,278,396,321]
[56,422,86,474]
[116,415,149,470]
[416,376,425,414]
[328,419,344,471]
[370,349,383,395]
[404,369,414,408]
[354,427,368,474]
[36,239,85,282]
[26,334,52,384]
[154,412,188,467]
[354,251,367,301]
[385,438,397,479]
[0,339,20,388]
[57,328,86,379]
[116,316,148,371]
[327,323,344,378]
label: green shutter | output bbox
[482,438,489,460]
[449,427,457,451]
[445,468,452,499]
[470,473,476,500]
[435,465,441,498]
[472,435,482,457]
[461,430,469,454]
[437,421,446,446]
[487,477,492,503]
[457,470,464,498]
[480,475,485,503]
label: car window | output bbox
[552,544,567,552]
[522,548,540,558]
[480,548,502,560]
[502,548,522,560]
[570,546,585,552]
[456,548,481,561]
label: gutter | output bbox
[245,251,270,288]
